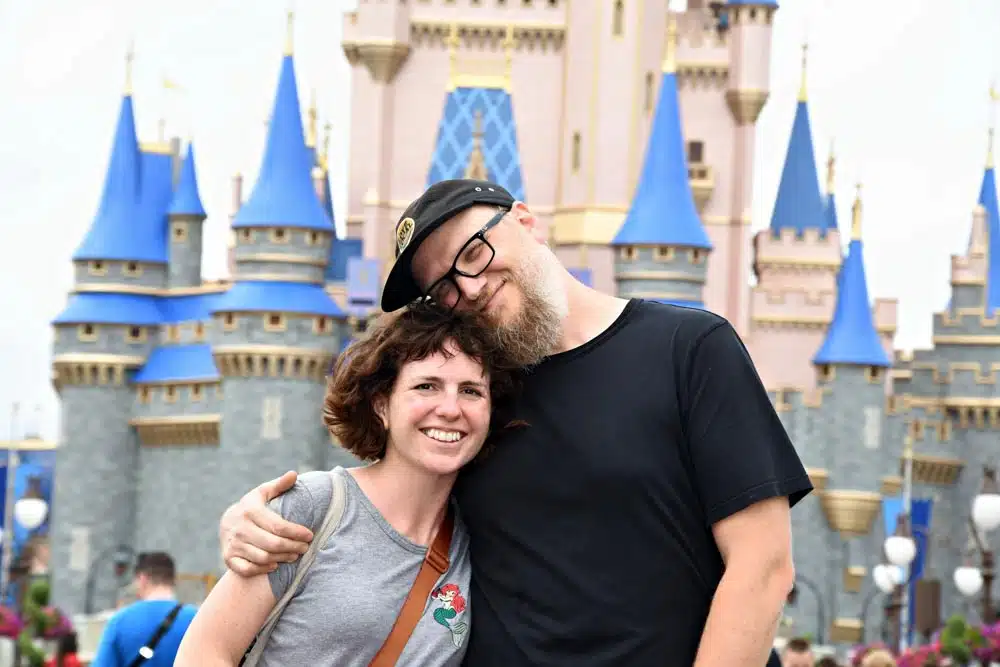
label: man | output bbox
[91,552,197,667]
[219,179,813,666]
[781,637,815,667]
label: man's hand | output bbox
[219,471,314,577]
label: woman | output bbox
[175,304,517,666]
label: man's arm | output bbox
[174,571,277,667]
[90,614,121,667]
[678,320,811,667]
[219,470,313,576]
[694,497,795,667]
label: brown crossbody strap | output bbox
[368,508,455,667]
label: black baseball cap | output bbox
[381,178,515,312]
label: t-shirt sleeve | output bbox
[266,472,332,600]
[680,321,813,526]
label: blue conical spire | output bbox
[72,91,143,261]
[612,17,710,249]
[982,130,1000,312]
[769,46,827,237]
[232,18,333,231]
[169,144,206,217]
[814,186,890,367]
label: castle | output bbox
[46,0,1000,649]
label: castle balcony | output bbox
[688,163,714,213]
[752,226,842,278]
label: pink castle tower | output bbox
[336,0,897,394]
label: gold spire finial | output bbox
[797,43,808,102]
[124,41,135,95]
[662,13,678,74]
[464,110,488,180]
[284,10,295,56]
[988,84,998,168]
[850,183,863,241]
[826,141,836,195]
[320,121,332,170]
[306,89,318,147]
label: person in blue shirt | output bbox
[91,552,197,667]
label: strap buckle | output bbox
[426,547,449,574]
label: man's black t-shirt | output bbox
[455,299,813,666]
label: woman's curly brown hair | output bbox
[323,302,520,461]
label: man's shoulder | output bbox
[627,300,730,347]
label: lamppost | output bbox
[954,465,1000,623]
[874,512,919,652]
[786,576,827,644]
[83,544,135,614]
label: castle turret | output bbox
[610,14,711,310]
[48,51,150,613]
[810,186,892,635]
[209,15,350,549]
[167,144,207,288]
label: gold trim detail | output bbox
[843,566,866,593]
[880,475,903,496]
[51,355,146,390]
[725,89,769,125]
[829,618,863,644]
[904,454,964,486]
[213,346,334,381]
[355,41,411,84]
[409,20,565,52]
[806,468,829,491]
[819,490,882,537]
[0,438,57,451]
[130,415,221,447]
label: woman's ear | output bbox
[374,397,389,430]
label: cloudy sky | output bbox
[0,0,997,440]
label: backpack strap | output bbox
[127,603,184,667]
[239,469,347,667]
[368,506,454,667]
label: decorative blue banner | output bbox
[882,495,934,645]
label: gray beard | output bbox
[490,255,566,368]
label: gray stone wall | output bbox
[167,216,204,288]
[613,246,707,303]
[72,260,167,289]
[211,313,337,351]
[231,227,332,283]
[49,385,138,615]
[53,324,156,359]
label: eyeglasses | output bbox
[424,208,507,311]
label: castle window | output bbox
[687,141,705,164]
[191,384,203,402]
[571,132,582,172]
[264,313,287,332]
[654,247,674,261]
[644,72,655,113]
[612,0,625,37]
[123,261,142,277]
[166,325,181,343]
[125,326,146,343]
[165,385,178,403]
[619,246,636,261]
[77,324,97,342]
[88,261,107,276]
[261,396,283,440]
[314,317,331,334]
[239,229,253,243]
[866,366,884,384]
[307,231,321,246]
[223,313,238,331]
[172,222,189,242]
[818,364,834,382]
[270,228,288,243]
[194,322,205,341]
[138,387,151,405]
[522,0,532,5]
[689,249,705,264]
[548,0,557,5]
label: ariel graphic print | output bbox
[430,584,469,647]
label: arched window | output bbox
[612,0,625,36]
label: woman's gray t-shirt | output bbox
[258,467,472,666]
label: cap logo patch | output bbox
[396,217,416,253]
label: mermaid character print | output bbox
[430,583,469,647]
